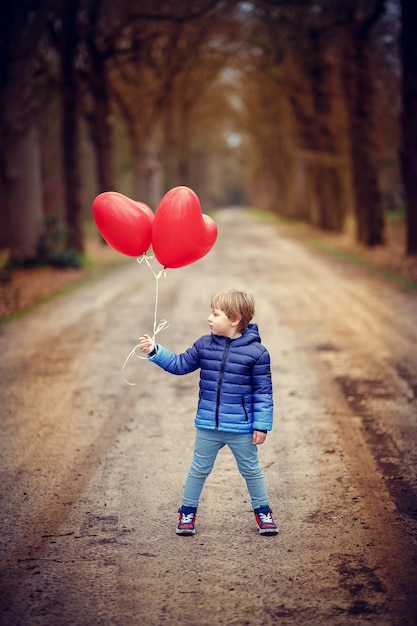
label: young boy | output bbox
[138,288,278,536]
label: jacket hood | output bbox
[240,322,261,344]
[210,322,261,347]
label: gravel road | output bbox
[1,208,417,625]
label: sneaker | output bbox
[254,506,279,535]
[176,506,197,535]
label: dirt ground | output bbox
[1,208,417,625]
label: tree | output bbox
[399,0,417,255]
[59,0,84,253]
[237,2,305,216]
[111,1,240,206]
[238,0,394,247]
[82,0,122,197]
[340,0,387,246]
[0,0,52,263]
[285,22,349,231]
[111,20,166,207]
[239,1,351,228]
[159,5,240,191]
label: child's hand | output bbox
[253,430,267,445]
[138,334,154,354]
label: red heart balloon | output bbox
[92,192,154,257]
[152,186,217,268]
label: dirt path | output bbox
[1,209,417,626]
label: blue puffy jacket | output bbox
[148,323,273,433]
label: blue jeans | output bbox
[182,428,270,510]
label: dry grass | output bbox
[0,236,125,322]
[276,216,417,290]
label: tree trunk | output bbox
[117,103,162,209]
[85,19,116,196]
[178,99,192,184]
[341,3,386,247]
[88,76,115,193]
[61,0,84,253]
[309,155,344,231]
[5,124,44,262]
[310,39,346,232]
[132,130,162,210]
[163,104,181,191]
[286,32,347,232]
[399,0,417,255]
[0,0,50,260]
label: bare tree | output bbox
[239,1,351,228]
[82,0,123,197]
[111,1,239,205]
[286,26,349,232]
[340,0,387,246]
[0,0,52,263]
[111,20,166,207]
[159,6,240,190]
[239,0,393,248]
[399,0,417,255]
[59,0,84,253]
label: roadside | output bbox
[0,237,127,322]
[277,214,417,290]
[1,211,416,323]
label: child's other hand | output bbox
[253,430,267,445]
[138,334,154,354]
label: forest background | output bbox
[0,0,416,271]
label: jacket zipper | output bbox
[215,341,230,429]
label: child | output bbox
[138,288,278,536]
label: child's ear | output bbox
[230,316,241,327]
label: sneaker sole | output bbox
[259,528,279,535]
[176,529,195,535]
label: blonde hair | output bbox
[211,289,255,332]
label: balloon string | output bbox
[121,254,169,386]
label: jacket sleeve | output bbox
[252,349,274,431]
[148,342,200,375]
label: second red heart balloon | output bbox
[152,186,217,268]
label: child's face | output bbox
[208,308,240,338]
